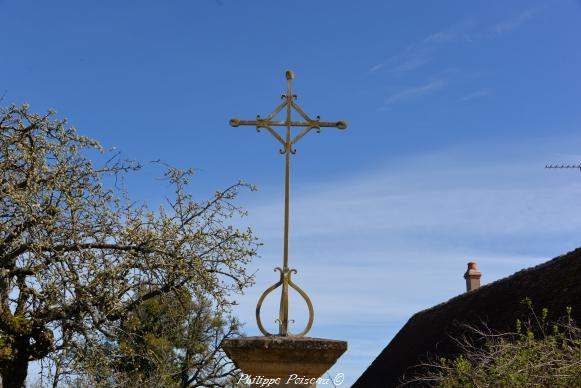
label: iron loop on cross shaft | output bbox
[275,318,296,325]
[280,94,297,101]
[279,147,296,155]
[255,267,315,337]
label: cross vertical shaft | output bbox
[283,71,292,271]
[279,71,293,335]
[230,70,347,336]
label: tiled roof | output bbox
[353,248,581,388]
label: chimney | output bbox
[464,262,481,292]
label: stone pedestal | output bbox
[222,336,347,388]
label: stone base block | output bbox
[222,336,347,387]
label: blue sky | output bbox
[2,0,581,386]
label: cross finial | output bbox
[230,70,347,337]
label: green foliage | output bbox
[406,302,581,387]
[76,289,242,387]
[114,289,190,386]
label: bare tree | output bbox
[0,104,258,387]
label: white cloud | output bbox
[370,8,539,79]
[247,158,581,241]
[491,9,536,35]
[392,55,433,73]
[459,89,492,101]
[384,79,445,105]
[237,136,581,324]
[424,31,457,44]
[368,63,384,73]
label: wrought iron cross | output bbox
[230,70,347,336]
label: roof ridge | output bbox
[410,247,581,318]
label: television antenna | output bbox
[545,164,581,171]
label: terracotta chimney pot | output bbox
[464,261,482,292]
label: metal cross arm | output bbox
[229,70,347,337]
[230,71,347,153]
[230,117,347,132]
[230,117,347,152]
